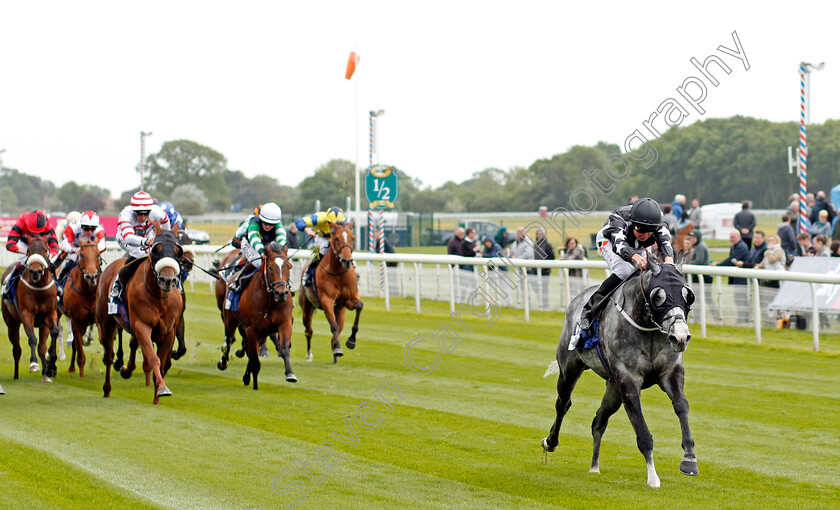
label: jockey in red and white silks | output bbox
[116,191,171,259]
[60,211,107,261]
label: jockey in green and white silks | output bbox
[224,203,286,309]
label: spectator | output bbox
[735,230,767,269]
[712,229,750,322]
[559,236,586,277]
[510,227,534,261]
[806,193,816,218]
[787,194,799,218]
[686,229,713,281]
[286,223,300,249]
[756,234,785,288]
[375,229,397,267]
[809,190,835,225]
[447,227,465,255]
[684,230,718,316]
[628,195,639,205]
[533,229,554,276]
[811,209,832,238]
[494,225,511,249]
[672,194,686,221]
[734,200,756,249]
[831,240,840,257]
[662,204,677,234]
[813,235,831,257]
[460,228,479,271]
[712,229,749,284]
[788,202,812,233]
[687,198,702,228]
[796,233,815,257]
[778,214,798,257]
[481,235,504,261]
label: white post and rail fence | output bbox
[4,244,838,351]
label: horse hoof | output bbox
[172,348,186,361]
[42,376,53,383]
[680,458,699,476]
[346,339,356,350]
[0,386,5,395]
[119,367,132,380]
[243,374,251,386]
[235,349,245,359]
[58,351,66,361]
[333,347,344,357]
[589,466,600,474]
[541,438,556,453]
[156,386,172,397]
[29,363,40,373]
[217,361,228,371]
[305,352,313,362]
[286,374,298,383]
[46,366,57,378]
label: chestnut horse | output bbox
[299,222,363,364]
[215,242,295,389]
[2,237,60,382]
[57,239,102,378]
[111,233,193,382]
[95,230,184,404]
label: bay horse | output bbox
[541,256,697,488]
[57,239,102,378]
[215,242,295,389]
[299,221,363,364]
[95,229,184,405]
[2,237,60,382]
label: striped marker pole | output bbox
[139,132,146,191]
[379,210,386,293]
[799,63,808,233]
[368,209,374,254]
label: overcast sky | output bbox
[1,1,838,200]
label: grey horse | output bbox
[541,256,697,488]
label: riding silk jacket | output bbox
[6,212,59,257]
[117,205,171,247]
[601,205,675,262]
[60,221,107,254]
[294,210,346,238]
[245,216,287,255]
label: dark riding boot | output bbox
[108,256,141,315]
[303,254,322,287]
[55,259,75,299]
[1,262,23,300]
[578,273,624,336]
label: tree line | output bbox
[3,116,839,217]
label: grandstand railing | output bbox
[4,243,837,351]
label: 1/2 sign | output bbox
[365,165,399,209]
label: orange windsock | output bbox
[345,51,360,80]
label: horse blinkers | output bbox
[151,242,181,293]
[646,266,693,352]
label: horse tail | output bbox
[543,360,559,378]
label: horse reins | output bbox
[320,230,354,276]
[65,244,103,297]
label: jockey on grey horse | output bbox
[573,197,675,347]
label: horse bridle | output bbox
[321,229,354,276]
[77,243,103,280]
[264,253,292,297]
[638,271,689,335]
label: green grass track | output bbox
[1,290,838,509]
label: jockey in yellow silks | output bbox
[294,207,345,287]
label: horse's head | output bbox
[330,221,354,270]
[645,257,694,352]
[24,236,51,284]
[78,239,102,286]
[150,230,183,293]
[263,242,291,303]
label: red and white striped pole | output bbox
[798,63,808,233]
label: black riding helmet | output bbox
[630,197,662,233]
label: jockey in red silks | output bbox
[108,191,172,313]
[2,210,60,299]
[56,210,107,285]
